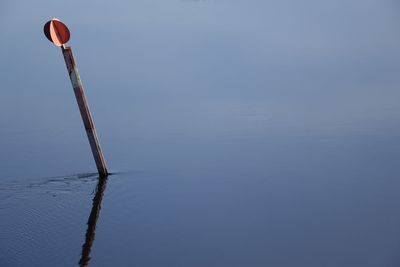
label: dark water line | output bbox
[79,176,108,267]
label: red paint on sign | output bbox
[44,18,70,46]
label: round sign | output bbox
[43,18,70,46]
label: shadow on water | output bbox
[79,175,108,267]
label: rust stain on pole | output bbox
[44,18,109,176]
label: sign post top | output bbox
[44,18,70,47]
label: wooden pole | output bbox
[61,45,108,176]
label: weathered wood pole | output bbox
[61,46,109,176]
[44,18,108,176]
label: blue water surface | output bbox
[1,1,400,266]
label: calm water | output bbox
[1,1,400,266]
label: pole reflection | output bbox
[79,176,108,267]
